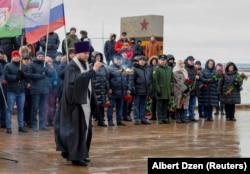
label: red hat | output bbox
[11,50,20,57]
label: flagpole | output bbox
[62,0,69,64]
[43,0,53,68]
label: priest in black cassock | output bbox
[54,41,103,166]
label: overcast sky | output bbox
[56,0,250,64]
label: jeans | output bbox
[6,92,25,128]
[133,95,147,122]
[107,98,123,123]
[188,95,197,120]
[31,93,48,129]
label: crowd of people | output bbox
[0,28,246,166]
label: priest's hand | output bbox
[93,62,103,71]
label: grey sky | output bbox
[56,0,250,63]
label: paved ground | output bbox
[0,109,250,174]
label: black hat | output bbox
[158,54,167,60]
[139,56,147,61]
[195,60,201,65]
[70,27,76,32]
[80,30,87,35]
[186,56,195,61]
[121,31,127,36]
[166,54,175,60]
[74,41,90,53]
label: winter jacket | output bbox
[114,38,132,53]
[40,32,60,59]
[153,65,174,99]
[173,70,189,109]
[218,62,241,104]
[145,40,161,59]
[90,52,108,106]
[0,37,17,61]
[198,59,219,107]
[184,61,197,96]
[131,63,151,95]
[28,60,54,94]
[4,62,29,94]
[107,63,131,98]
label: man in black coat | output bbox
[54,41,102,166]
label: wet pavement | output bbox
[0,109,250,174]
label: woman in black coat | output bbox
[218,62,243,121]
[199,59,219,121]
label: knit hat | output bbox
[195,60,201,65]
[74,41,90,53]
[11,50,20,57]
[36,50,45,56]
[139,56,147,61]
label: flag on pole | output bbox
[0,0,23,38]
[25,0,65,44]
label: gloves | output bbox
[157,91,161,97]
[19,70,25,79]
[234,81,240,87]
[170,91,174,96]
[183,88,190,94]
[41,67,47,75]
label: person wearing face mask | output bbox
[199,59,219,121]
[166,54,176,68]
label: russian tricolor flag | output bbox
[25,0,65,44]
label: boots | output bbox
[149,114,157,120]
[180,109,188,123]
[214,107,219,115]
[175,110,182,124]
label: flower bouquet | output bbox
[212,72,224,81]
[184,79,193,89]
[105,101,111,107]
[168,96,176,112]
[224,86,234,96]
[124,95,133,103]
[235,73,248,82]
[199,83,208,89]
[224,73,248,96]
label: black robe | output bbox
[54,59,97,161]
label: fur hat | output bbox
[74,41,90,54]
[11,50,20,57]
[36,50,45,56]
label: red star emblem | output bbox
[140,18,148,31]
